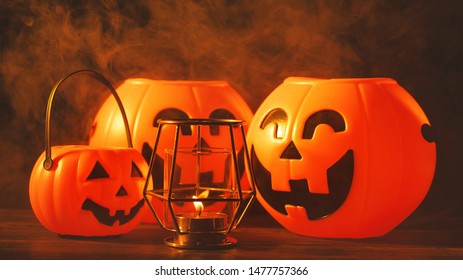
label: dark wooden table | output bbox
[1,208,462,260]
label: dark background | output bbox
[0,0,461,226]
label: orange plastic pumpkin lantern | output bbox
[89,79,253,222]
[246,77,436,238]
[29,70,148,237]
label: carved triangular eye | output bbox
[131,162,143,178]
[87,161,110,180]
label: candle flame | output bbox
[193,190,209,216]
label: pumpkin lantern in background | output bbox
[89,79,254,222]
[29,70,148,237]
[246,77,436,238]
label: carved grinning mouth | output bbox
[81,199,145,226]
[142,142,246,190]
[251,146,354,220]
[142,142,164,191]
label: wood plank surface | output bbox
[0,209,462,260]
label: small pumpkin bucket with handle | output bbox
[29,70,148,237]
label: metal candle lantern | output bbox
[143,119,255,249]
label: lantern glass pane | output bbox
[163,147,239,233]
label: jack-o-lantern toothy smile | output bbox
[82,198,145,226]
[251,146,354,220]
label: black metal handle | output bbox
[43,69,133,170]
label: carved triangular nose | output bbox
[116,186,128,196]
[281,141,302,159]
[194,137,210,148]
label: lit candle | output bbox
[171,211,233,248]
[176,194,227,233]
[177,212,227,232]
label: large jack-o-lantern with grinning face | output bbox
[89,79,253,222]
[247,77,436,238]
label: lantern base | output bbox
[164,232,237,249]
